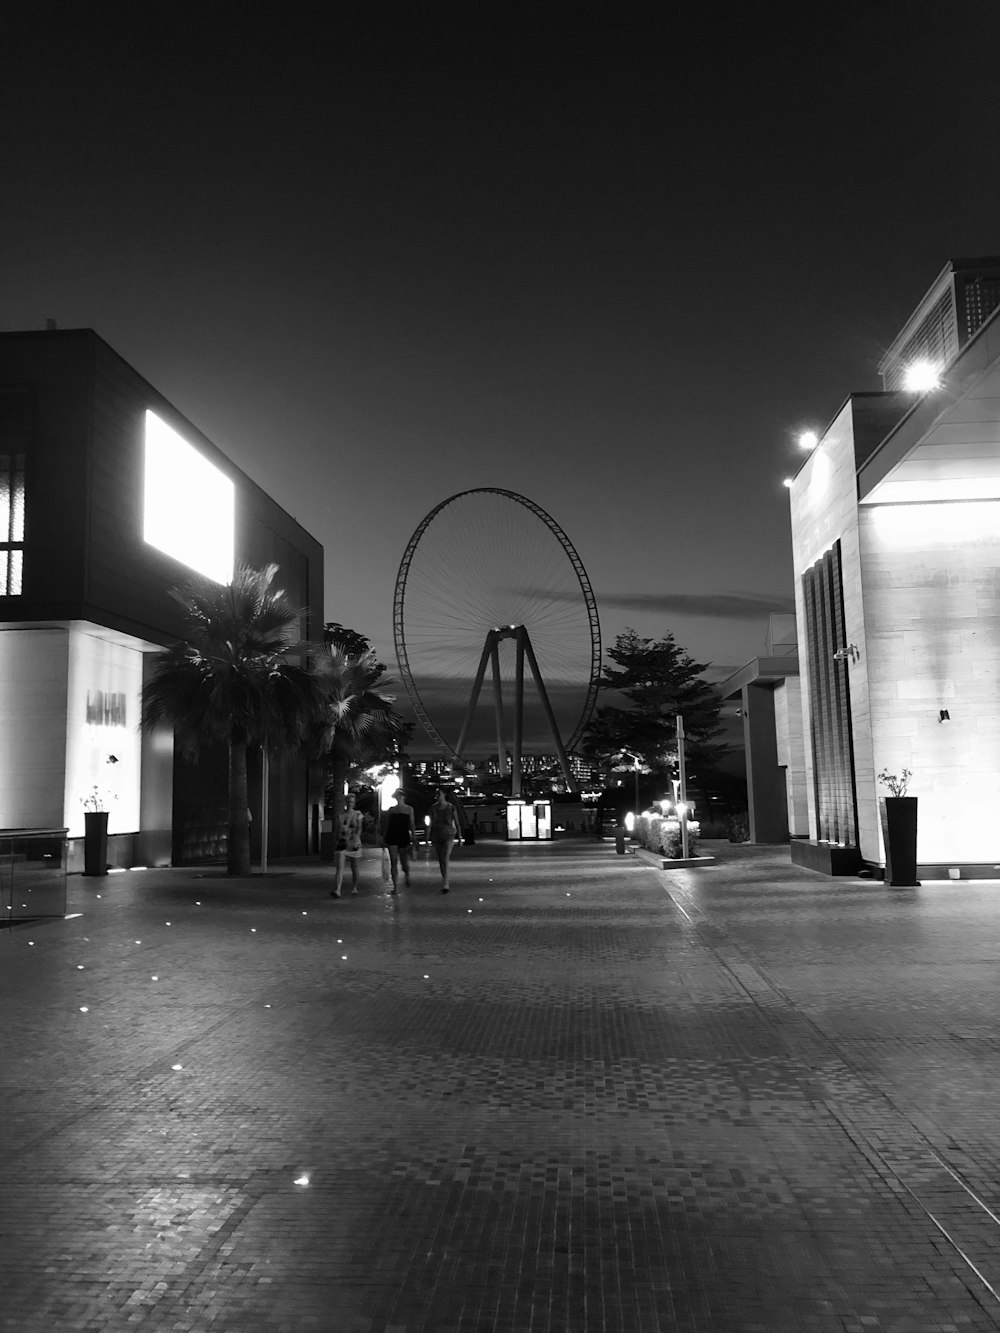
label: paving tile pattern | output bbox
[3,841,1000,1330]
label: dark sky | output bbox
[5,1,1000,750]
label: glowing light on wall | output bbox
[64,628,143,838]
[901,359,942,392]
[863,476,1000,505]
[143,411,234,584]
[869,500,1000,547]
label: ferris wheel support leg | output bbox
[512,632,525,798]
[489,637,508,782]
[454,633,495,768]
[520,629,577,793]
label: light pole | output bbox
[676,715,689,859]
[619,751,640,828]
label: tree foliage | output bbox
[141,564,328,876]
[581,628,726,779]
[317,626,406,816]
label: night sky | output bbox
[5,2,1000,752]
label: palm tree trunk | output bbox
[228,728,251,876]
[329,746,350,844]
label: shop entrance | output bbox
[506,798,552,841]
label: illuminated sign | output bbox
[143,410,235,583]
[86,690,126,727]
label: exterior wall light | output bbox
[783,478,794,488]
[901,359,942,392]
[939,709,950,723]
[798,431,819,450]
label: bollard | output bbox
[615,828,626,855]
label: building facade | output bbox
[719,614,806,844]
[788,258,1000,876]
[0,329,324,868]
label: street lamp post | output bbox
[618,751,640,833]
[676,715,689,860]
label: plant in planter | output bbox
[877,768,919,887]
[82,758,118,877]
[635,812,700,859]
[659,816,700,859]
[726,811,750,843]
[877,768,911,797]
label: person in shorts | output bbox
[382,788,416,894]
[331,791,363,897]
[428,788,461,893]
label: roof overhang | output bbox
[718,656,799,701]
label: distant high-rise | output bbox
[878,256,1000,389]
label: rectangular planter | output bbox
[83,810,109,877]
[879,797,919,887]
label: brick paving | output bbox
[3,839,1000,1331]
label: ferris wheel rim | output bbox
[393,487,602,762]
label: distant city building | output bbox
[410,759,453,782]
[480,752,599,785]
[568,754,601,785]
[0,329,324,869]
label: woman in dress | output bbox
[428,788,461,893]
[331,791,363,897]
[383,788,416,894]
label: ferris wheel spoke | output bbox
[394,489,601,762]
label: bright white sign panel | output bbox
[143,410,235,584]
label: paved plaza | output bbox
[4,838,1000,1332]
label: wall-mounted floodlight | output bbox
[798,430,819,450]
[901,359,942,393]
[782,478,794,489]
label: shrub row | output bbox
[635,813,700,859]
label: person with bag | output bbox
[331,790,363,898]
[428,788,461,894]
[383,788,416,894]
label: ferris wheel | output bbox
[393,489,601,792]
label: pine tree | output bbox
[581,628,726,780]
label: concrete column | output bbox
[743,683,789,843]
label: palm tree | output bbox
[317,641,405,816]
[141,563,327,876]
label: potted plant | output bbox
[82,759,118,877]
[877,768,919,887]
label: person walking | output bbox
[331,790,363,898]
[428,787,461,893]
[383,788,416,894]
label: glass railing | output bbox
[0,828,68,923]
